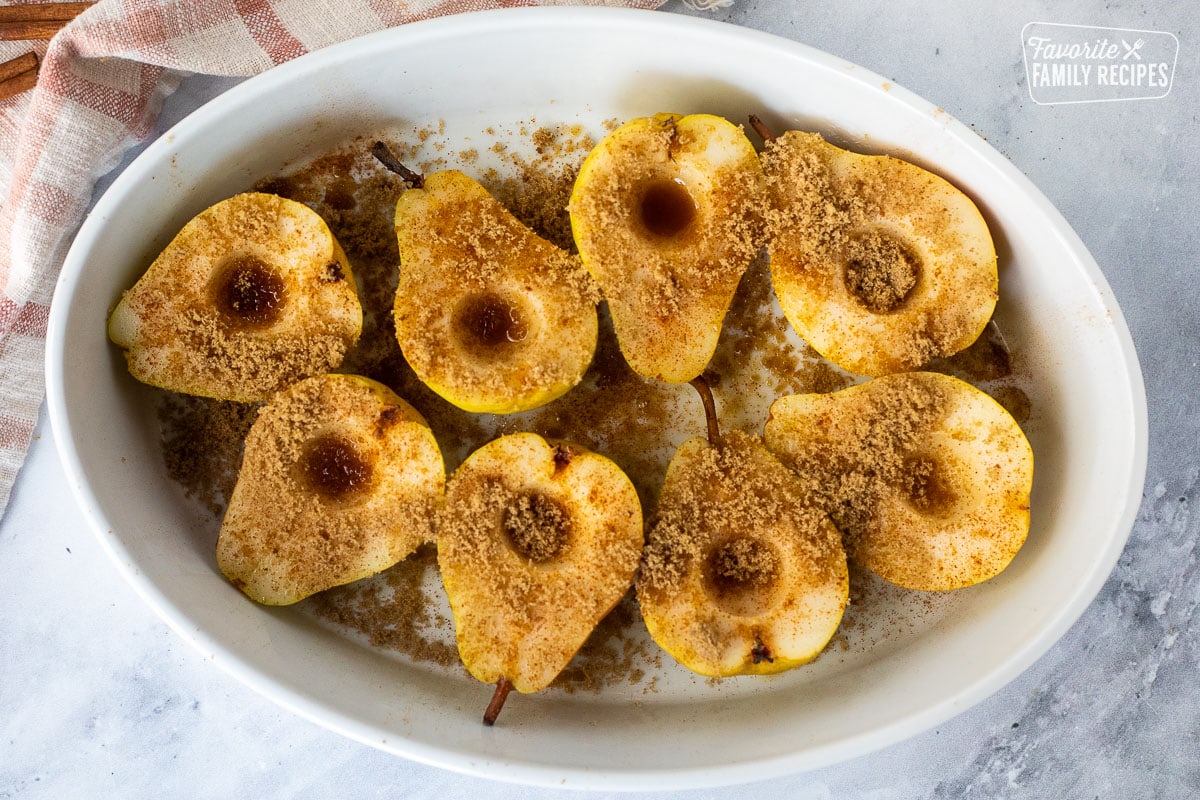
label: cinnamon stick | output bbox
[0,52,37,82]
[0,53,38,102]
[0,3,95,41]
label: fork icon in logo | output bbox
[1122,38,1145,60]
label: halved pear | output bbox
[107,192,362,401]
[217,373,444,605]
[764,371,1033,591]
[437,433,642,723]
[569,113,765,382]
[393,170,597,414]
[761,131,997,376]
[638,429,848,677]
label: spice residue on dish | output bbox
[155,116,1033,693]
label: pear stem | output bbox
[748,114,777,143]
[483,677,513,726]
[371,141,424,188]
[689,375,721,445]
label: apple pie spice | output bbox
[155,117,1029,691]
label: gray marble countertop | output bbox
[3,1,1196,797]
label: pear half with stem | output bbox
[764,371,1033,591]
[391,166,598,414]
[108,192,362,401]
[758,125,997,376]
[637,378,848,677]
[217,373,444,605]
[438,433,642,724]
[569,113,765,382]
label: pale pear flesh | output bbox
[393,170,597,414]
[438,433,643,695]
[762,132,997,377]
[108,192,362,402]
[217,373,444,605]
[764,371,1033,591]
[569,113,765,383]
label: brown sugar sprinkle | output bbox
[760,133,852,261]
[640,431,838,595]
[551,594,661,693]
[710,258,852,402]
[502,491,571,563]
[531,126,555,151]
[490,158,580,253]
[712,537,778,587]
[483,124,596,251]
[159,392,257,516]
[775,378,948,552]
[843,229,919,313]
[157,116,1030,691]
[307,544,462,669]
[179,308,351,399]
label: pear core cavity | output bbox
[843,228,920,314]
[640,178,697,238]
[300,433,372,500]
[213,255,287,328]
[502,491,571,563]
[453,292,530,353]
[704,536,781,617]
[900,456,959,517]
